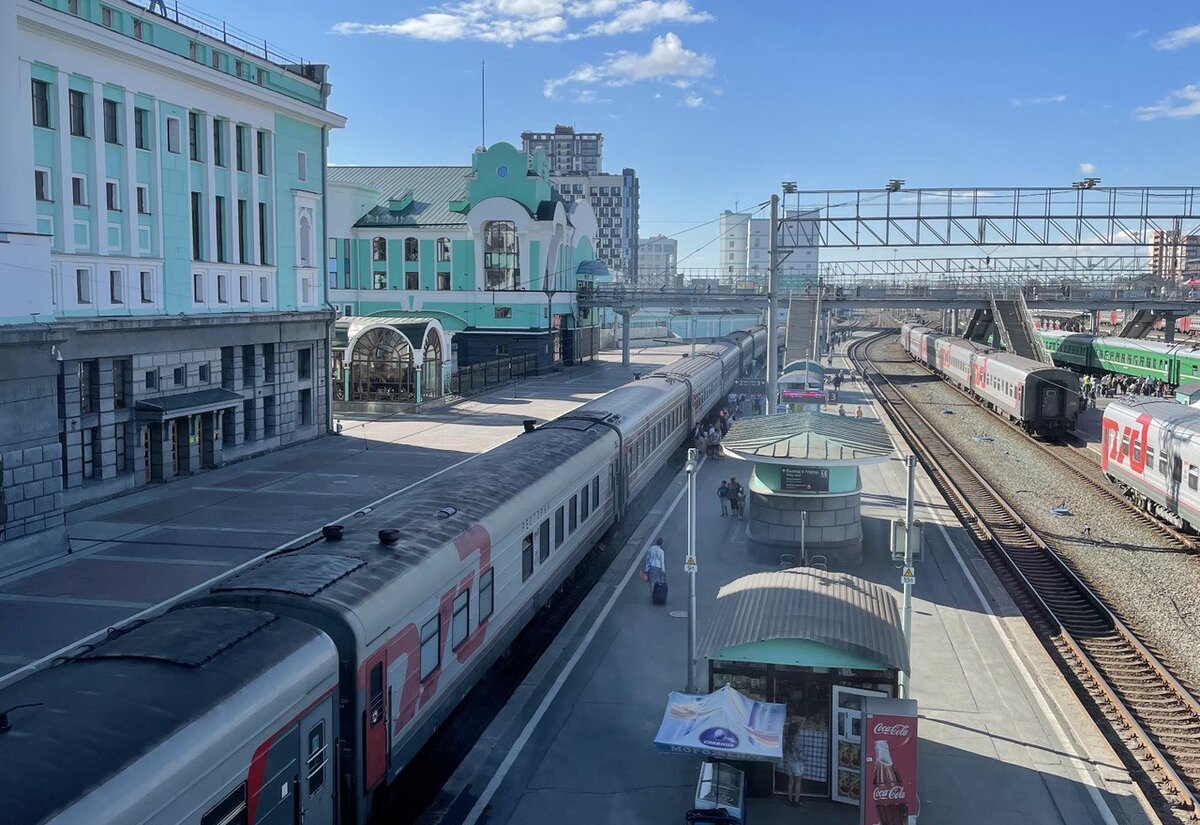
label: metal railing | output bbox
[449,354,537,397]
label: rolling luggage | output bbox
[652,577,668,605]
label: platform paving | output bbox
[0,346,680,683]
[421,336,1155,825]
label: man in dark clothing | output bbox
[718,480,731,517]
[728,477,744,518]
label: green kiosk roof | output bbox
[721,411,893,467]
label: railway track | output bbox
[850,333,1200,825]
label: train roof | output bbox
[0,606,334,825]
[1108,397,1200,429]
[984,350,1076,376]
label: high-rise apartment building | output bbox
[553,168,640,279]
[637,234,677,285]
[717,209,819,293]
[521,125,603,174]
[1149,231,1200,279]
[0,0,344,568]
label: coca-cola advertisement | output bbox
[860,697,918,825]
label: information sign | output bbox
[684,556,698,573]
[900,566,915,585]
[780,466,829,492]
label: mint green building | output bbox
[0,0,343,569]
[327,143,602,403]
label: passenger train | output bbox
[1040,330,1200,386]
[900,323,1081,434]
[1102,398,1200,533]
[0,328,767,825]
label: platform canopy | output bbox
[721,411,893,466]
[699,569,909,673]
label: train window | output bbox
[307,722,327,795]
[522,534,534,581]
[420,615,440,680]
[1131,441,1141,463]
[539,518,550,562]
[1159,454,1169,476]
[592,475,600,508]
[580,485,589,520]
[1146,445,1154,467]
[479,568,494,622]
[200,783,247,825]
[451,590,469,650]
[569,496,578,533]
[369,662,384,725]
[1120,434,1130,457]
[1190,467,1199,492]
[555,506,564,546]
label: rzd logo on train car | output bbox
[1101,413,1152,474]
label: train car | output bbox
[1090,336,1174,383]
[933,335,990,388]
[0,606,339,825]
[970,351,1080,433]
[899,323,944,369]
[1039,330,1094,370]
[1102,398,1200,531]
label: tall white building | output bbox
[552,168,639,279]
[717,209,819,293]
[637,234,677,285]
[718,211,751,284]
[521,125,602,174]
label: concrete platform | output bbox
[420,336,1156,825]
[0,345,681,683]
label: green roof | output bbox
[328,166,471,228]
[722,412,894,466]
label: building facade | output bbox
[717,210,820,294]
[1149,231,1200,279]
[326,142,601,403]
[1,0,343,569]
[637,234,678,286]
[553,168,639,280]
[521,124,602,174]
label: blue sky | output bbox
[199,0,1200,268]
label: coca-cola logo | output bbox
[873,786,907,801]
[873,723,910,737]
[698,727,740,749]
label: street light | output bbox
[685,447,700,693]
[782,181,798,194]
[1072,177,1101,190]
[886,179,905,193]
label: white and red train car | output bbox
[1102,398,1200,532]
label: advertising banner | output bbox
[653,685,785,762]
[860,697,918,825]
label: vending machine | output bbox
[859,696,919,825]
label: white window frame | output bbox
[217,272,229,303]
[259,274,270,303]
[109,268,124,304]
[105,179,120,211]
[420,615,440,680]
[193,272,205,303]
[166,116,181,154]
[297,151,308,182]
[136,184,150,214]
[239,273,249,303]
[139,269,154,304]
[75,267,92,304]
[34,167,52,202]
[451,590,470,650]
[72,174,87,206]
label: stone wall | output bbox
[746,489,862,565]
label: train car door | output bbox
[363,653,389,793]
[299,697,335,825]
[1039,383,1061,418]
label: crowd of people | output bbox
[1080,372,1173,408]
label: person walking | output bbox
[1082,523,1092,542]
[718,479,731,517]
[642,537,666,594]
[707,426,721,459]
[728,477,745,518]
[838,405,846,416]
[855,406,864,419]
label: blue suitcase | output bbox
[652,578,668,605]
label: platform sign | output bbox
[684,556,698,573]
[900,566,915,585]
[781,466,829,492]
[889,519,924,563]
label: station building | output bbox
[0,0,344,569]
[325,143,603,403]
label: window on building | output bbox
[263,395,277,435]
[299,348,312,380]
[259,275,269,303]
[437,237,451,263]
[212,119,225,166]
[239,274,249,303]
[404,237,418,262]
[237,200,248,263]
[451,590,469,650]
[188,41,199,61]
[72,175,87,206]
[479,567,494,622]
[31,79,50,128]
[145,369,157,390]
[522,534,534,581]
[258,202,270,264]
[103,99,119,144]
[199,363,210,383]
[173,366,186,387]
[135,184,149,215]
[405,271,418,290]
[210,49,221,70]
[81,427,96,479]
[483,221,519,289]
[437,272,450,290]
[69,90,86,137]
[113,359,128,408]
[76,268,91,304]
[193,272,204,302]
[299,214,312,267]
[420,614,440,679]
[191,191,203,259]
[372,237,387,261]
[256,130,268,175]
[78,360,97,413]
[215,195,227,263]
[166,116,181,153]
[297,151,307,182]
[235,124,247,171]
[106,180,119,211]
[494,307,511,319]
[188,112,201,160]
[34,169,50,202]
[133,18,143,40]
[139,270,153,303]
[299,387,312,425]
[217,273,229,303]
[109,269,123,303]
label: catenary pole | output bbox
[900,453,916,697]
[685,448,699,693]
[766,194,779,414]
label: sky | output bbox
[196,0,1200,269]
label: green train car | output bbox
[1039,330,1200,384]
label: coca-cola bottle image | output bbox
[874,798,909,825]
[872,739,901,786]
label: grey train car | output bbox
[0,326,765,825]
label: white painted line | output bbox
[0,442,512,690]
[461,470,693,825]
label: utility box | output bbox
[889,518,923,563]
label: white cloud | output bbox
[544,32,714,97]
[1010,94,1066,106]
[1155,24,1200,50]
[334,0,712,45]
[1135,82,1200,120]
[1078,162,1096,175]
[1130,28,1149,38]
[683,93,704,107]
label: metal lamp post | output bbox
[685,447,700,693]
[900,453,916,698]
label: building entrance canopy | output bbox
[134,388,243,422]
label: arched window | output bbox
[298,214,312,266]
[372,237,387,261]
[350,327,414,402]
[483,221,519,290]
[404,237,419,262]
[422,329,443,400]
[436,237,451,263]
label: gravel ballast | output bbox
[870,337,1200,691]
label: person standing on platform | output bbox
[855,406,863,419]
[641,537,666,591]
[718,479,731,517]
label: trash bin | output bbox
[687,761,746,824]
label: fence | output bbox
[449,354,538,397]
